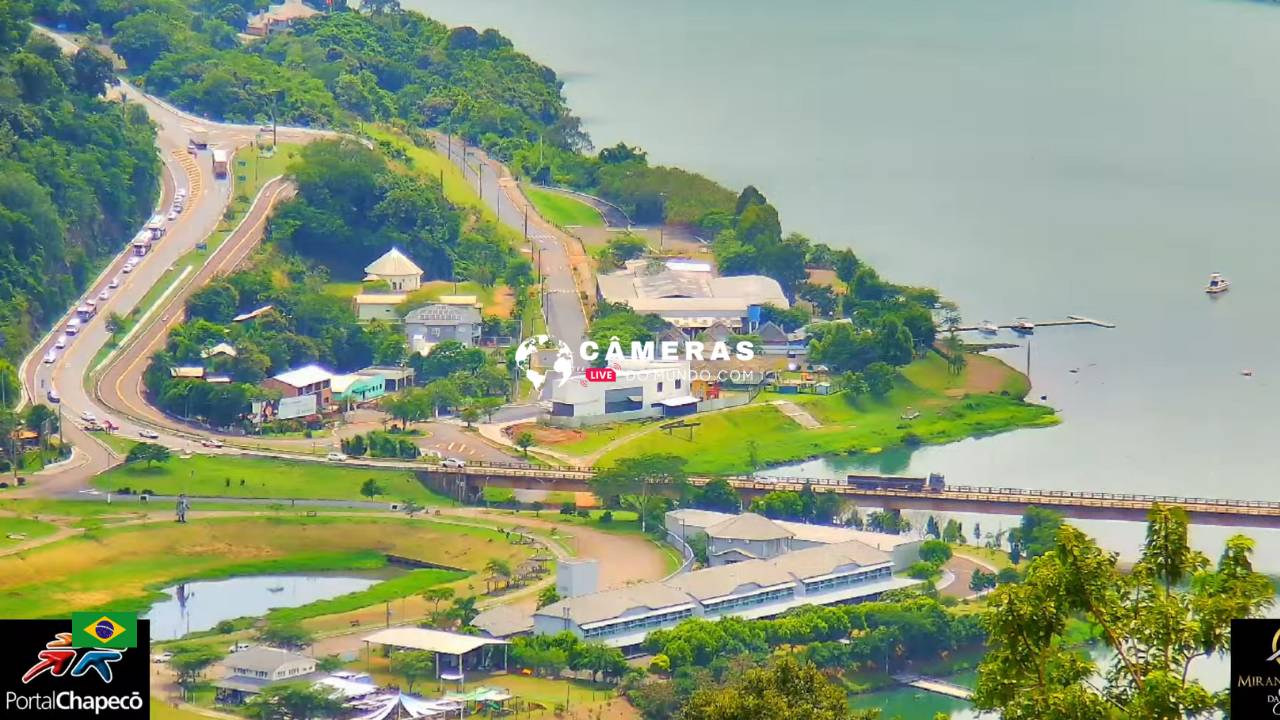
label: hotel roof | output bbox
[705,512,794,541]
[538,541,891,627]
[362,627,509,656]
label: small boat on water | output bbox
[267,586,285,593]
[978,320,999,335]
[1205,273,1230,294]
[1012,317,1035,334]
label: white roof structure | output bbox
[705,512,794,541]
[353,293,407,306]
[201,342,238,358]
[224,646,313,673]
[270,364,333,388]
[668,508,921,551]
[364,248,423,278]
[597,265,788,329]
[539,540,894,629]
[471,605,535,638]
[362,627,509,656]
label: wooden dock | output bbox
[893,674,974,700]
[945,315,1115,333]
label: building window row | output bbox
[582,607,695,639]
[703,586,796,615]
[803,566,892,594]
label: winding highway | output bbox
[15,28,588,498]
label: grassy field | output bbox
[525,185,604,228]
[92,453,450,504]
[0,515,526,619]
[598,353,1057,474]
[0,516,59,545]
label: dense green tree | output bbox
[245,683,343,720]
[975,505,1272,719]
[256,623,313,650]
[919,539,953,565]
[678,656,878,720]
[389,650,434,692]
[592,454,689,533]
[692,477,740,513]
[862,362,896,397]
[126,442,171,467]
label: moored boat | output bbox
[979,320,999,335]
[1012,317,1035,334]
[1205,272,1230,294]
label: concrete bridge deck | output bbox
[417,462,1280,528]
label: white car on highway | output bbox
[326,452,348,462]
[167,209,179,220]
[139,429,159,439]
[54,336,67,349]
[42,349,57,364]
[80,411,96,422]
[109,276,120,288]
[98,289,110,301]
[441,458,466,469]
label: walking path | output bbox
[769,399,822,429]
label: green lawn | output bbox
[598,354,1057,474]
[550,422,650,458]
[0,516,59,544]
[92,453,451,504]
[524,185,604,228]
[265,567,466,625]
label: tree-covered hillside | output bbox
[0,3,159,393]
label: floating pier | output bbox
[945,315,1115,333]
[893,674,974,700]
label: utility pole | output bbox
[477,162,484,202]
[523,206,528,240]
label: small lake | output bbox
[144,574,385,640]
[849,670,982,720]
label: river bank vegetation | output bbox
[595,352,1055,475]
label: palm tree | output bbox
[943,332,967,376]
[447,595,479,628]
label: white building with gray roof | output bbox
[533,540,918,653]
[666,508,922,569]
[596,260,789,331]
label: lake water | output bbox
[143,574,382,640]
[412,0,1280,561]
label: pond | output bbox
[144,573,388,640]
[849,671,983,720]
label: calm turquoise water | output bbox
[412,0,1280,566]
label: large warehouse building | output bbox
[533,540,918,653]
[596,260,789,331]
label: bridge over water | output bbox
[417,462,1280,529]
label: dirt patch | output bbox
[487,285,516,318]
[963,354,1016,395]
[172,542,274,559]
[507,422,583,446]
[939,553,990,599]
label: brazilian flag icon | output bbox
[71,612,137,649]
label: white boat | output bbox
[1205,273,1230,294]
[1012,317,1035,334]
[978,320,999,335]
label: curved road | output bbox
[17,29,590,498]
[15,30,339,496]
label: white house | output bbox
[364,248,423,292]
[214,646,320,704]
[549,358,697,419]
